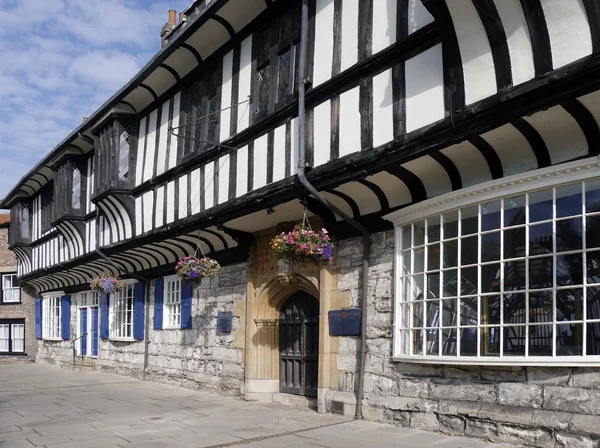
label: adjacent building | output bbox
[0,214,34,360]
[3,0,600,445]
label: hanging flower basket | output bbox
[270,224,334,264]
[90,273,125,294]
[176,256,220,285]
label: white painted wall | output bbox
[273,124,287,182]
[314,0,335,86]
[253,134,268,190]
[313,100,332,167]
[238,36,253,132]
[408,0,434,34]
[220,50,234,142]
[373,0,397,54]
[339,86,361,157]
[372,69,394,148]
[341,0,359,71]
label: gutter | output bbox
[297,0,370,419]
[94,210,151,379]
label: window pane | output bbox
[414,220,425,246]
[443,211,458,239]
[587,287,600,320]
[118,132,130,180]
[587,215,600,249]
[529,223,553,254]
[529,291,552,323]
[459,328,477,356]
[427,244,440,271]
[504,326,525,356]
[441,328,457,356]
[557,288,583,322]
[72,168,81,209]
[504,228,525,259]
[427,273,440,298]
[556,218,582,252]
[480,327,500,356]
[441,299,457,327]
[460,297,477,326]
[398,330,410,355]
[529,257,553,289]
[412,301,424,327]
[257,65,270,114]
[481,263,500,293]
[586,179,600,213]
[413,274,424,301]
[481,232,500,262]
[588,252,600,285]
[481,200,500,231]
[401,226,411,248]
[529,325,553,356]
[442,269,457,297]
[443,240,458,268]
[557,253,583,286]
[426,330,439,355]
[427,216,440,242]
[412,329,423,355]
[587,322,600,355]
[504,195,525,227]
[401,250,411,277]
[425,301,440,327]
[480,295,500,325]
[277,48,292,101]
[556,184,582,218]
[413,248,424,273]
[461,206,478,235]
[529,189,553,223]
[461,236,478,266]
[398,304,410,328]
[461,267,478,296]
[504,293,526,324]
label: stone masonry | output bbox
[331,230,600,448]
[0,217,36,361]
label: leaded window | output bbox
[110,283,135,339]
[72,168,81,210]
[164,276,181,328]
[180,66,221,159]
[394,177,600,363]
[42,296,61,339]
[118,131,130,180]
[21,205,29,239]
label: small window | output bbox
[42,296,61,339]
[2,275,19,303]
[164,276,181,328]
[118,131,130,180]
[21,206,29,239]
[110,283,135,339]
[11,324,24,352]
[0,321,25,354]
[72,168,81,210]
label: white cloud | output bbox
[0,0,191,201]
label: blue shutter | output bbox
[35,299,43,339]
[61,295,71,340]
[181,283,193,329]
[100,293,109,339]
[133,282,145,340]
[154,279,164,330]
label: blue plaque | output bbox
[328,308,361,336]
[217,311,233,332]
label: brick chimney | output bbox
[161,10,177,47]
[83,117,89,122]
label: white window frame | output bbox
[109,281,136,340]
[0,324,9,352]
[11,324,24,353]
[42,293,63,340]
[385,158,600,367]
[163,275,182,329]
[2,274,20,303]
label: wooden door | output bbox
[279,292,319,397]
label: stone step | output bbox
[272,392,317,410]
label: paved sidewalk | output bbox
[0,363,512,448]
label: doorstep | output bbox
[272,392,318,410]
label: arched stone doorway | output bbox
[279,292,319,397]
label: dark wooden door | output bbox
[279,292,319,397]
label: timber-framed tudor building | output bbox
[4,0,600,444]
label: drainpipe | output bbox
[94,210,151,379]
[297,0,370,420]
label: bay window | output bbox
[390,162,600,365]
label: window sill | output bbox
[43,338,63,342]
[162,326,181,331]
[108,338,136,342]
[0,301,22,305]
[392,355,600,367]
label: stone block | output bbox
[443,366,481,380]
[410,412,439,432]
[481,366,526,382]
[397,377,430,398]
[572,369,600,388]
[430,382,497,403]
[498,423,554,448]
[544,386,600,415]
[498,383,543,408]
[555,432,599,448]
[532,409,572,431]
[465,419,498,440]
[438,414,465,435]
[362,405,384,422]
[337,354,358,371]
[383,409,411,427]
[478,403,533,427]
[570,414,600,436]
[527,367,571,385]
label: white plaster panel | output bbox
[406,44,445,132]
[143,191,154,233]
[408,0,434,34]
[168,92,181,170]
[540,0,592,69]
[403,155,453,198]
[291,118,299,175]
[190,168,201,215]
[481,123,537,176]
[220,50,234,142]
[373,0,397,54]
[314,0,335,87]
[253,134,268,190]
[339,86,361,157]
[204,161,215,210]
[135,196,143,236]
[166,181,175,224]
[236,145,249,197]
[218,155,230,204]
[155,99,170,176]
[341,0,359,71]
[524,105,588,165]
[313,100,332,167]
[135,117,147,186]
[143,110,158,183]
[155,186,165,228]
[446,0,497,104]
[238,36,253,132]
[373,69,394,147]
[178,175,188,220]
[441,141,492,188]
[492,0,535,85]
[273,124,287,182]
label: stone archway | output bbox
[243,236,348,412]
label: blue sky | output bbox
[0,0,192,201]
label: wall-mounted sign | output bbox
[217,311,233,332]
[328,308,361,336]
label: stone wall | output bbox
[0,228,16,267]
[331,230,600,448]
[36,262,247,397]
[0,287,37,361]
